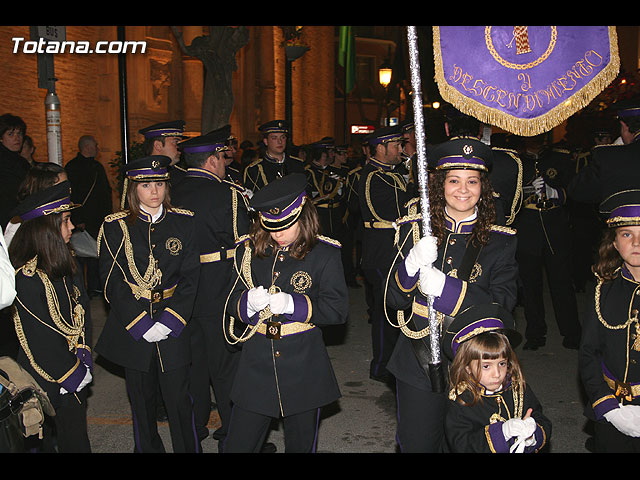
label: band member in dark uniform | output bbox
[444,303,550,453]
[358,125,413,383]
[384,137,519,453]
[95,156,200,453]
[579,189,640,452]
[242,120,305,193]
[9,181,92,452]
[512,134,582,350]
[139,120,189,187]
[171,127,250,449]
[222,173,348,453]
[569,97,640,204]
[305,139,347,240]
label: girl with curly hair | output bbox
[384,136,520,453]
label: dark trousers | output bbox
[53,391,92,453]
[516,247,582,343]
[363,267,399,379]
[125,351,200,453]
[395,378,447,453]
[223,404,320,453]
[189,315,239,444]
[593,419,640,453]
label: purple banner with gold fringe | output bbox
[433,26,620,136]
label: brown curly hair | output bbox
[428,169,496,248]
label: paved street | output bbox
[84,274,592,453]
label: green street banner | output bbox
[433,26,620,136]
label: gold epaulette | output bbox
[552,147,570,154]
[170,207,194,216]
[491,146,518,154]
[235,234,251,246]
[290,155,304,163]
[317,235,341,248]
[448,381,471,401]
[404,197,420,209]
[103,211,129,223]
[490,224,517,235]
[348,165,362,175]
[16,256,38,277]
[246,157,263,169]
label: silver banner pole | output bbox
[406,26,445,393]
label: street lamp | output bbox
[378,60,393,89]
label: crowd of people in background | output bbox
[0,94,640,454]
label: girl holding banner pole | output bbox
[384,136,519,452]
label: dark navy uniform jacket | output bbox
[385,205,519,391]
[446,380,551,453]
[226,235,348,418]
[358,157,414,273]
[305,162,347,238]
[512,148,573,256]
[171,168,250,318]
[579,266,640,422]
[13,258,92,408]
[242,153,306,193]
[95,207,199,373]
[569,134,640,204]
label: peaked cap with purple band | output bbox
[368,125,403,146]
[250,173,309,231]
[611,96,640,119]
[442,303,521,361]
[12,181,79,222]
[259,120,288,136]
[179,125,231,155]
[600,189,640,228]
[430,136,492,172]
[124,155,171,181]
[138,120,186,139]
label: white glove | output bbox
[247,286,270,317]
[404,235,439,276]
[502,418,528,441]
[532,176,559,199]
[521,416,537,445]
[60,368,92,395]
[270,292,295,316]
[604,405,640,437]
[418,266,446,297]
[143,322,171,343]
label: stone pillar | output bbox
[180,26,204,136]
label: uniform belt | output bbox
[603,372,640,401]
[316,202,342,209]
[363,220,396,229]
[256,320,315,339]
[127,281,176,303]
[523,202,559,211]
[200,248,235,264]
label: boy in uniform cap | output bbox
[242,120,305,193]
[569,97,640,204]
[172,127,251,449]
[358,125,412,383]
[139,120,188,186]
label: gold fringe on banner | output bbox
[432,26,620,137]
